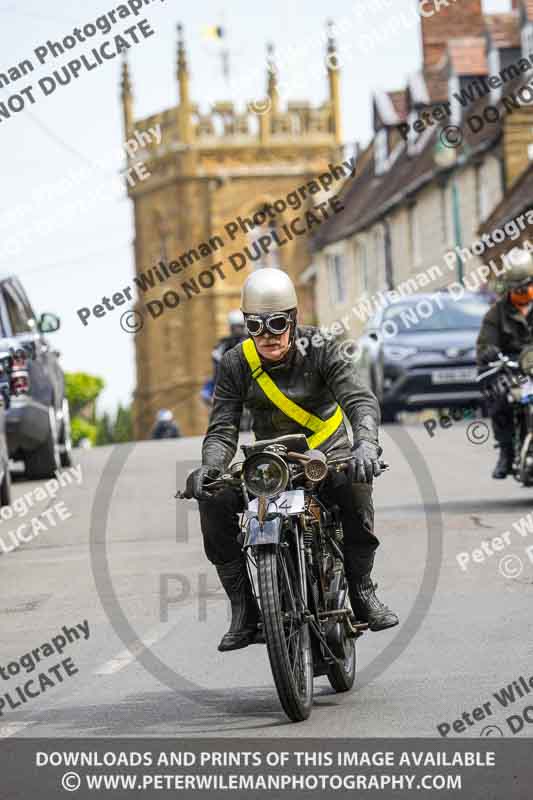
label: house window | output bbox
[408,203,421,266]
[356,238,369,293]
[440,184,448,246]
[373,226,385,282]
[327,253,346,305]
[475,163,491,222]
[374,128,389,176]
[522,23,533,58]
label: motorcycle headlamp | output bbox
[519,346,533,376]
[243,452,289,498]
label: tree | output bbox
[96,412,114,446]
[113,404,133,443]
[64,372,105,419]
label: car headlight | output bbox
[383,345,418,361]
[243,452,289,498]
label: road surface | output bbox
[1,422,532,739]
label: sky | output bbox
[0,0,510,414]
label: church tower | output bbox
[122,23,344,437]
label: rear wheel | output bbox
[327,631,356,692]
[256,544,313,722]
[25,407,60,480]
[0,463,11,507]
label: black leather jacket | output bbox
[477,298,533,364]
[202,325,380,470]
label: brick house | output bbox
[311,0,533,339]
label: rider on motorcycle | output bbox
[477,247,533,479]
[152,409,180,440]
[185,268,399,651]
[201,310,247,406]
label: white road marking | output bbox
[0,721,35,738]
[94,623,179,676]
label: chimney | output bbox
[421,0,486,69]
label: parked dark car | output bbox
[0,276,72,478]
[357,291,491,422]
[0,352,12,505]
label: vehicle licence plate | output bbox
[246,489,305,517]
[431,368,478,384]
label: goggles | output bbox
[244,311,293,337]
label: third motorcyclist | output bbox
[477,247,533,479]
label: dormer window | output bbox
[375,128,388,176]
[406,110,419,155]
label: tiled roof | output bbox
[485,13,521,49]
[447,37,488,76]
[479,162,533,233]
[313,78,521,250]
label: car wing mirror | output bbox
[38,312,61,334]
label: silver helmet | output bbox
[241,268,298,314]
[500,247,533,291]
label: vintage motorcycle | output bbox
[478,345,533,486]
[178,433,387,722]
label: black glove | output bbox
[479,345,500,365]
[183,465,221,500]
[350,441,381,484]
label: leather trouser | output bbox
[488,394,514,448]
[198,474,379,579]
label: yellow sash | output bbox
[242,338,343,448]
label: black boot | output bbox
[215,558,260,652]
[350,574,399,632]
[492,446,513,479]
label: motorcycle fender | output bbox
[243,516,282,548]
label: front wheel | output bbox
[25,407,60,480]
[256,545,313,722]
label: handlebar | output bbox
[175,458,390,500]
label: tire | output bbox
[25,407,60,480]
[256,544,313,722]
[58,398,74,468]
[327,633,356,692]
[0,464,11,507]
